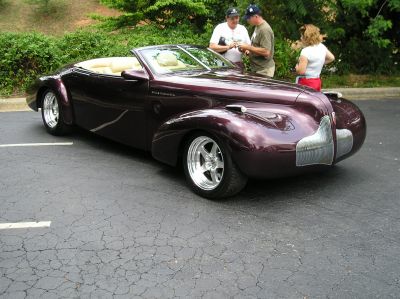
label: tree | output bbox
[100,0,212,29]
[100,0,399,74]
[330,0,399,73]
[251,0,399,73]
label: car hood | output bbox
[156,70,307,105]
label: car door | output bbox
[68,68,149,150]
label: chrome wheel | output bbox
[186,136,224,191]
[42,91,59,129]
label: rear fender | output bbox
[27,76,73,125]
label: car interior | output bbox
[153,51,187,71]
[75,57,143,76]
[75,51,189,76]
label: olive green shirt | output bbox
[249,21,275,73]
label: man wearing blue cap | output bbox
[238,4,275,77]
[209,7,251,69]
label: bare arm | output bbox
[209,42,236,53]
[325,49,335,64]
[238,44,271,58]
[295,55,308,75]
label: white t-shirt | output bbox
[300,43,327,78]
[210,22,251,63]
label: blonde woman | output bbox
[295,24,335,91]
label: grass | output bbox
[323,74,400,88]
[0,0,120,35]
[280,73,400,88]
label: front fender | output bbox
[152,108,259,167]
[152,107,315,177]
[26,76,73,125]
[329,97,367,162]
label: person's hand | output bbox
[238,43,250,52]
[228,42,236,49]
[295,63,302,73]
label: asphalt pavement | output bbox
[0,98,399,298]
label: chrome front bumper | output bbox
[336,128,353,159]
[296,115,353,166]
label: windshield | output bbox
[139,46,235,74]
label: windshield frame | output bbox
[136,45,236,75]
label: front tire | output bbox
[41,89,71,136]
[183,133,247,199]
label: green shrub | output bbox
[274,38,298,79]
[331,38,399,75]
[58,30,128,64]
[0,32,61,95]
[121,24,210,48]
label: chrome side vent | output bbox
[225,105,247,114]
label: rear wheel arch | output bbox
[37,86,50,109]
[38,79,74,125]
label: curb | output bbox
[322,87,400,100]
[0,98,30,112]
[1,87,399,112]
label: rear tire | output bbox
[183,133,247,199]
[41,89,71,136]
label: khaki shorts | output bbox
[256,66,275,78]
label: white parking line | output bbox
[0,221,51,230]
[0,142,73,148]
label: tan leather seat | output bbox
[153,51,187,71]
[76,57,142,76]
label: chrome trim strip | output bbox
[90,110,129,133]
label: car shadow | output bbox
[71,127,157,164]
[226,164,363,207]
[48,126,360,207]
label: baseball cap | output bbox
[226,7,240,18]
[243,4,261,20]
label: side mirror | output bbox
[122,69,149,81]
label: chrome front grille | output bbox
[296,115,354,166]
[296,115,334,166]
[336,128,353,158]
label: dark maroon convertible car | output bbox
[27,44,366,198]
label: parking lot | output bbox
[0,99,399,298]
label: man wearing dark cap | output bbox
[238,4,275,77]
[209,7,251,69]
